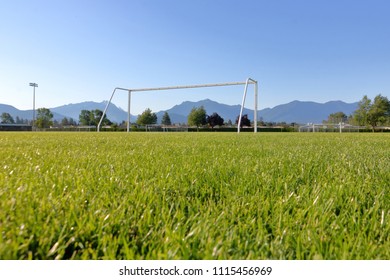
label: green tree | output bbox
[15,116,28,124]
[35,108,53,128]
[161,111,172,125]
[206,112,224,128]
[353,94,390,131]
[61,117,69,126]
[136,108,157,125]
[91,109,112,126]
[367,95,390,130]
[79,109,111,126]
[69,118,77,126]
[353,95,371,127]
[187,106,207,130]
[226,119,233,126]
[326,112,347,124]
[1,112,15,124]
[79,109,92,125]
[236,114,251,128]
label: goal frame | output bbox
[98,78,258,133]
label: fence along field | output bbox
[0,132,389,259]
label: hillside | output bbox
[1,99,359,125]
[260,100,359,124]
[0,104,67,122]
[156,99,358,124]
[51,101,130,123]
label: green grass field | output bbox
[0,132,389,259]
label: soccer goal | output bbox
[97,78,258,133]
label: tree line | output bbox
[0,108,58,128]
[2,94,389,130]
[0,108,110,129]
[135,106,251,130]
[0,113,27,124]
[0,107,261,130]
[324,94,390,131]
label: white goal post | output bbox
[98,78,258,133]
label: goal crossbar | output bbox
[98,78,258,133]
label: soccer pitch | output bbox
[1,132,389,259]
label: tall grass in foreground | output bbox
[0,132,389,259]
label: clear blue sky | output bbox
[1,0,389,114]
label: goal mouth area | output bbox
[98,78,258,133]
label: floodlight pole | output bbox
[29,82,38,131]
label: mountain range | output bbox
[0,99,359,125]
